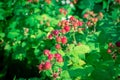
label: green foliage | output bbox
[0,0,120,80]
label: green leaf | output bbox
[0,32,5,38]
[4,43,11,51]
[22,42,26,47]
[61,70,71,79]
[74,45,90,54]
[95,0,102,3]
[103,1,108,9]
[78,0,95,9]
[0,8,5,20]
[7,31,19,39]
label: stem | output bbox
[73,31,77,45]
[93,24,96,33]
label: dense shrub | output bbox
[0,0,120,80]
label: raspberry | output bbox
[107,49,112,53]
[54,53,63,63]
[44,49,50,56]
[52,30,59,36]
[61,29,66,34]
[56,57,63,63]
[54,53,62,58]
[64,26,70,32]
[69,16,75,21]
[48,54,54,60]
[52,73,59,79]
[115,41,120,47]
[48,34,53,39]
[33,0,39,2]
[43,61,51,70]
[55,44,61,49]
[61,36,67,44]
[27,0,32,2]
[87,21,92,26]
[77,21,83,26]
[56,36,61,43]
[108,42,113,48]
[84,13,89,18]
[38,63,44,71]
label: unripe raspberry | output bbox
[93,18,98,23]
[87,21,92,26]
[48,54,54,60]
[33,0,39,2]
[108,42,113,47]
[52,73,59,79]
[56,36,61,43]
[84,13,89,18]
[73,22,78,27]
[45,0,51,4]
[58,22,61,26]
[107,49,112,53]
[115,41,120,47]
[27,0,32,2]
[61,36,67,44]
[65,20,69,26]
[61,29,66,34]
[99,12,103,19]
[55,44,61,49]
[56,57,63,63]
[112,54,116,60]
[64,26,70,32]
[44,49,50,56]
[115,0,120,4]
[43,61,51,70]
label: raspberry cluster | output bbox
[107,41,120,59]
[38,49,63,79]
[83,11,103,32]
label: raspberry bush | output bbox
[0,0,120,80]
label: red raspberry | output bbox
[64,26,70,32]
[54,53,63,63]
[77,21,83,26]
[54,53,61,58]
[44,49,50,56]
[55,44,61,49]
[43,61,51,70]
[48,34,53,39]
[52,30,59,36]
[56,36,61,43]
[115,41,120,47]
[38,63,44,71]
[61,36,67,44]
[48,54,54,60]
[69,16,75,21]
